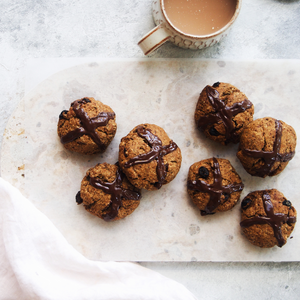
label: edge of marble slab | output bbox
[24,57,300,95]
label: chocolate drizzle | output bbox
[242,120,295,177]
[240,192,296,247]
[87,166,141,221]
[60,98,115,151]
[124,126,178,189]
[197,86,253,144]
[187,157,244,216]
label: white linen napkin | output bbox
[0,177,197,300]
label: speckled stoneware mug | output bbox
[138,0,242,55]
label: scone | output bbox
[187,157,244,216]
[57,97,117,155]
[194,82,254,145]
[240,189,297,248]
[237,117,296,177]
[118,123,182,190]
[76,163,141,221]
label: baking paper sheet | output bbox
[1,58,300,261]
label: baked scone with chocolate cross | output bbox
[237,117,297,177]
[187,157,244,216]
[57,97,117,155]
[118,124,182,190]
[194,82,254,145]
[76,162,141,221]
[240,189,297,248]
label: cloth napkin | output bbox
[0,177,197,300]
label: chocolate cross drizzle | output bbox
[124,126,178,189]
[187,157,244,216]
[60,98,115,151]
[240,192,296,247]
[242,120,295,177]
[77,166,141,222]
[197,86,253,144]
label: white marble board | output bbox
[1,59,300,261]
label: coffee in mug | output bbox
[164,0,238,36]
[138,0,242,55]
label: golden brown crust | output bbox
[79,163,141,221]
[57,97,117,155]
[118,123,182,191]
[240,189,297,248]
[194,82,254,145]
[237,117,297,177]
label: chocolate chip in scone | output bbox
[209,126,220,136]
[59,110,69,120]
[241,197,252,210]
[223,193,230,201]
[283,199,292,208]
[75,191,83,204]
[81,97,91,103]
[198,166,209,179]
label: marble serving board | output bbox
[1,58,300,262]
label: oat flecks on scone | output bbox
[240,189,297,248]
[57,97,117,155]
[237,117,297,177]
[118,123,182,191]
[76,163,141,221]
[194,82,254,145]
[187,157,244,216]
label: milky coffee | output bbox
[164,0,237,36]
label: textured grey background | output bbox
[0,0,300,299]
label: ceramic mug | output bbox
[138,0,242,55]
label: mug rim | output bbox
[160,0,242,39]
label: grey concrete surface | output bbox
[0,0,300,299]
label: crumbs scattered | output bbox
[18,165,25,177]
[227,234,234,241]
[18,129,25,135]
[189,224,200,236]
[18,164,25,171]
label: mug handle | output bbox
[138,24,171,55]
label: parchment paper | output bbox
[1,59,300,261]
